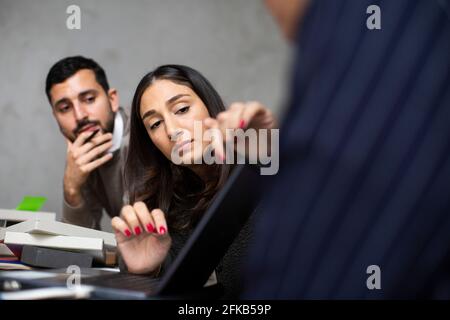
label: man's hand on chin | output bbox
[63,130,113,206]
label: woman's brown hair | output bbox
[125,65,232,232]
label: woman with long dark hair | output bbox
[111,65,276,297]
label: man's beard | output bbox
[61,107,115,143]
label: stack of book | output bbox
[0,209,117,270]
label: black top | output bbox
[159,210,256,299]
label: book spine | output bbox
[20,246,93,268]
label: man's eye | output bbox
[150,120,162,130]
[58,105,70,113]
[86,96,95,103]
[175,106,190,114]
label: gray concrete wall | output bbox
[0,0,291,230]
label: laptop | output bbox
[0,164,262,299]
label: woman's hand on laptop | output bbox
[111,202,171,275]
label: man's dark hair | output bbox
[45,56,110,104]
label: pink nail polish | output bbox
[239,119,246,129]
[134,226,142,236]
[124,229,131,237]
[159,226,167,235]
[146,223,155,233]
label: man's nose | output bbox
[73,102,87,120]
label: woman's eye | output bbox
[175,106,190,114]
[150,120,162,130]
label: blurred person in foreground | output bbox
[243,0,450,299]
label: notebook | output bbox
[3,232,105,262]
[0,209,56,223]
[20,245,94,269]
[5,219,116,248]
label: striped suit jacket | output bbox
[243,0,450,299]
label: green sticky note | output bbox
[15,196,47,211]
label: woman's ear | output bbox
[108,88,120,112]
